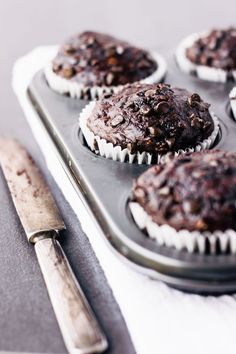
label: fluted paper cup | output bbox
[129,202,236,254]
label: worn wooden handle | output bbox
[35,236,108,354]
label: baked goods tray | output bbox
[28,68,236,294]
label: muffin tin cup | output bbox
[79,100,220,165]
[175,31,236,83]
[44,51,167,100]
[129,202,236,255]
[229,87,236,119]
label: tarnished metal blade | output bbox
[0,139,65,241]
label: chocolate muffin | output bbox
[80,83,219,164]
[176,27,236,82]
[130,150,236,254]
[45,31,166,99]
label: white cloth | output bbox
[12,47,236,354]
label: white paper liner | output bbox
[229,87,236,120]
[44,51,167,99]
[175,31,236,83]
[79,101,220,164]
[129,202,236,255]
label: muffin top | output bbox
[186,27,236,71]
[86,83,214,155]
[52,31,157,87]
[132,150,236,232]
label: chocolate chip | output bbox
[191,116,203,128]
[203,121,212,129]
[134,187,146,199]
[125,100,135,109]
[111,115,124,127]
[188,93,201,106]
[140,104,152,116]
[106,72,114,85]
[137,91,145,97]
[106,46,116,57]
[63,45,76,54]
[192,93,201,102]
[107,57,118,66]
[62,67,75,78]
[195,219,208,231]
[165,137,175,149]
[158,95,168,101]
[148,127,162,136]
[183,200,201,214]
[159,186,170,196]
[177,121,184,128]
[194,93,201,102]
[156,83,169,91]
[154,101,170,114]
[144,89,156,97]
[90,58,98,66]
[156,143,169,153]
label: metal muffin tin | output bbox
[28,59,236,294]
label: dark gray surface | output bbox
[0,168,136,354]
[0,0,236,352]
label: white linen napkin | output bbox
[12,47,236,354]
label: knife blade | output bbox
[0,138,65,241]
[0,138,108,354]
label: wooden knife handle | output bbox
[35,236,108,354]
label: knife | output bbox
[0,138,108,354]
